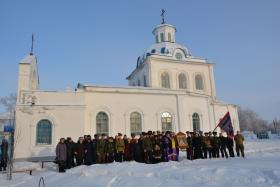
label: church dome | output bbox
[137,23,192,66]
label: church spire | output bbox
[30,33,35,55]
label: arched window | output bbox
[151,49,156,53]
[192,113,200,131]
[168,33,172,42]
[96,112,109,135]
[178,73,187,89]
[175,52,183,60]
[161,112,172,132]
[195,74,204,90]
[130,112,142,136]
[161,47,166,54]
[156,35,159,43]
[161,72,170,88]
[36,119,52,145]
[160,33,164,42]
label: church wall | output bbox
[84,91,179,136]
[14,91,86,160]
[150,58,215,97]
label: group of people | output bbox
[56,130,245,173]
[0,138,8,171]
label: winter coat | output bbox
[75,142,85,158]
[124,142,132,161]
[65,141,76,159]
[234,134,244,146]
[96,139,107,155]
[142,137,153,152]
[84,141,94,165]
[105,141,115,155]
[115,139,125,152]
[131,139,142,162]
[202,136,212,148]
[219,136,227,148]
[186,136,192,148]
[56,142,67,161]
[210,136,220,148]
[1,139,8,159]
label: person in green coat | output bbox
[234,131,245,157]
[96,134,107,163]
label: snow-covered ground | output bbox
[1,139,280,187]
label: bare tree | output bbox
[0,93,17,112]
[0,93,17,180]
[238,106,268,133]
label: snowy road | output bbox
[1,139,280,187]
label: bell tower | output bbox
[17,34,39,103]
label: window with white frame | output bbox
[192,113,200,131]
[178,73,187,89]
[36,119,52,145]
[161,72,170,88]
[130,112,142,136]
[96,112,109,135]
[195,74,204,90]
[161,112,172,132]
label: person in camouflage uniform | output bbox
[105,137,115,163]
[142,132,154,163]
[96,134,107,163]
[234,131,245,157]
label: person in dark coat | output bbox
[186,131,193,160]
[219,133,228,158]
[192,132,203,159]
[131,137,142,162]
[65,137,76,169]
[84,135,94,165]
[124,138,132,161]
[91,134,98,164]
[211,132,220,158]
[0,138,8,171]
[138,134,145,163]
[226,136,235,157]
[56,138,67,173]
[75,137,85,166]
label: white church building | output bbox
[14,19,239,160]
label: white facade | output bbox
[14,22,239,160]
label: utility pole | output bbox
[7,109,15,180]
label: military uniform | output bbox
[234,133,245,157]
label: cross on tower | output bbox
[30,33,34,55]
[161,9,166,24]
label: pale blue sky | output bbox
[0,0,279,121]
